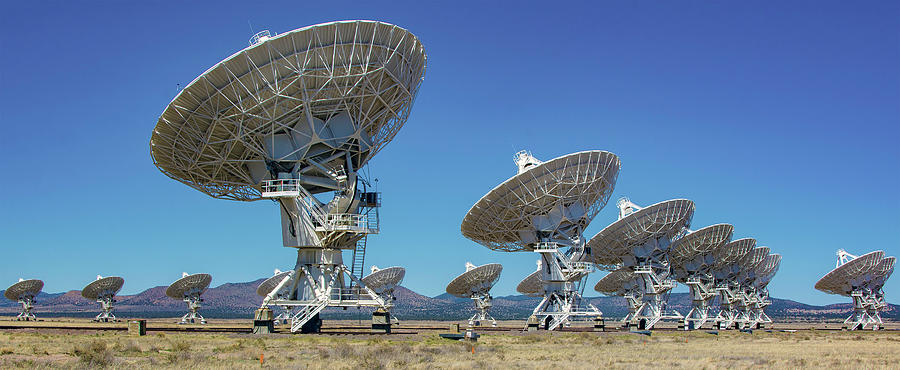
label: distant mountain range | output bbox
[1,280,895,321]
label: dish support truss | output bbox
[469,294,497,327]
[177,291,206,324]
[15,295,37,321]
[732,286,771,329]
[529,242,601,331]
[713,282,740,329]
[843,289,886,330]
[682,276,717,330]
[260,178,390,333]
[93,294,117,322]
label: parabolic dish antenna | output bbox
[167,273,212,324]
[736,247,771,278]
[586,198,695,330]
[150,20,426,333]
[587,198,695,267]
[667,223,733,330]
[711,238,756,282]
[669,223,734,281]
[256,269,294,324]
[81,276,125,322]
[4,279,43,321]
[461,150,620,252]
[150,20,427,201]
[593,269,635,296]
[462,150,619,331]
[814,250,886,330]
[516,270,543,297]
[814,250,883,296]
[446,263,503,327]
[361,266,406,296]
[710,238,756,330]
[257,270,293,297]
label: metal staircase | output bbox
[290,298,329,333]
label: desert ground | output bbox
[0,318,898,369]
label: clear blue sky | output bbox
[0,1,897,306]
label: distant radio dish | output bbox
[446,263,502,327]
[166,273,212,324]
[81,276,125,322]
[4,279,43,321]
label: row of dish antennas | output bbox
[2,273,214,325]
[587,197,783,331]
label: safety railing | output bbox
[261,179,301,198]
[532,242,559,253]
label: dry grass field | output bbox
[0,320,898,369]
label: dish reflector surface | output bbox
[81,277,125,300]
[516,271,543,297]
[587,199,695,266]
[361,267,406,294]
[461,151,620,252]
[4,279,43,301]
[814,250,884,296]
[256,270,292,297]
[166,273,212,299]
[669,223,733,280]
[446,264,503,298]
[593,269,635,296]
[150,20,427,200]
[868,256,896,291]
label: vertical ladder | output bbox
[350,235,367,285]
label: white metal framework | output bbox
[446,262,503,327]
[149,21,427,333]
[587,198,695,330]
[462,151,620,330]
[815,250,891,330]
[594,268,641,323]
[669,224,734,330]
[709,238,755,329]
[361,266,405,324]
[4,279,43,321]
[731,248,772,329]
[81,276,125,322]
[166,273,212,324]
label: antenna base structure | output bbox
[259,249,391,333]
[682,277,715,330]
[16,297,37,321]
[179,294,206,325]
[530,242,601,330]
[93,296,117,322]
[469,294,497,327]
